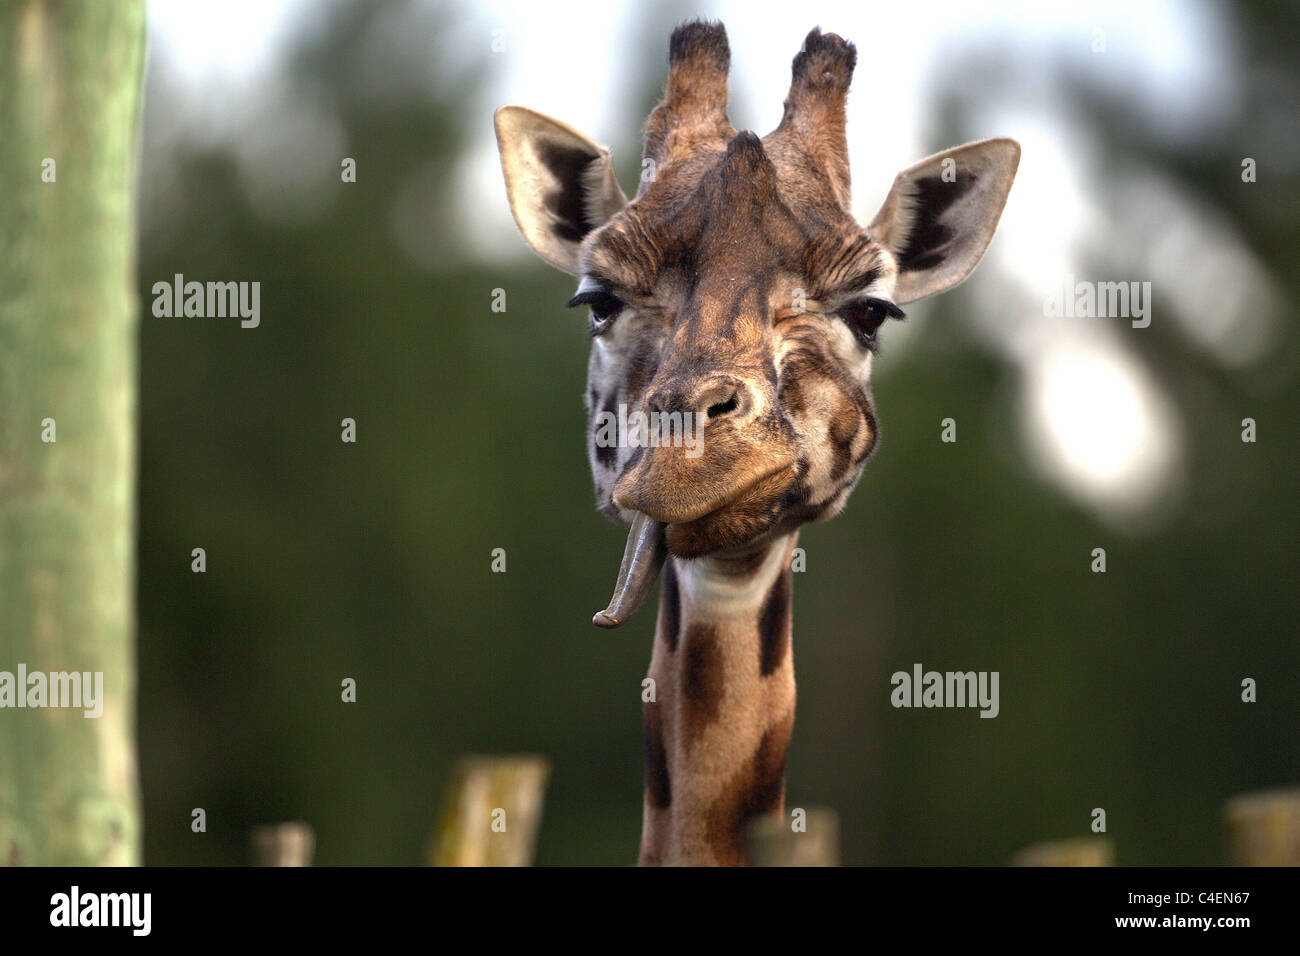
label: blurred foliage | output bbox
[136,0,1298,865]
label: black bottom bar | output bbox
[1,865,1286,941]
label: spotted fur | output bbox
[496,18,1019,866]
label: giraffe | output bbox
[495,20,1018,866]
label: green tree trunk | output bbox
[0,0,145,866]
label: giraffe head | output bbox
[496,21,1018,625]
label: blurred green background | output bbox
[135,0,1298,864]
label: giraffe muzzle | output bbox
[592,511,667,630]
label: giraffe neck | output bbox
[639,532,797,866]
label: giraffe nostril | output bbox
[706,392,740,420]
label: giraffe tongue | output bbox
[592,512,666,629]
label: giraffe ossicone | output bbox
[495,19,1019,865]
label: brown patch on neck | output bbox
[704,709,796,865]
[681,622,723,749]
[659,560,681,652]
[758,567,792,677]
[642,696,672,811]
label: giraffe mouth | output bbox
[592,512,667,630]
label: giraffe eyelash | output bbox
[837,296,905,352]
[567,278,626,336]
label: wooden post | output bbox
[1225,787,1300,866]
[428,755,550,866]
[746,807,839,866]
[1012,838,1114,866]
[251,822,316,866]
[0,0,146,866]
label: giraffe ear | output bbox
[494,106,629,275]
[868,138,1020,305]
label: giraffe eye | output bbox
[839,297,905,351]
[567,279,626,336]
